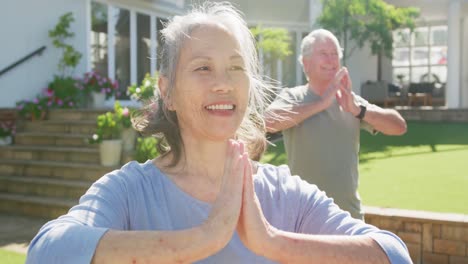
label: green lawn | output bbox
[261,121,468,215]
[0,249,26,264]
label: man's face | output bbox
[303,38,341,83]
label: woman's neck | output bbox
[154,138,229,203]
[157,138,228,182]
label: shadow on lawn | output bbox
[360,121,468,161]
[359,145,468,163]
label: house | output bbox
[1,0,467,108]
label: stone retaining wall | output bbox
[364,206,468,264]
[397,108,468,122]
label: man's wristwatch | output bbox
[355,104,367,120]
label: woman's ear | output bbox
[158,76,174,111]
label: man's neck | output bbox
[308,79,330,96]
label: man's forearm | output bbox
[363,105,407,136]
[265,100,326,133]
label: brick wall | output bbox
[364,206,468,264]
[398,108,468,122]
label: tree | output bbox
[317,0,419,80]
[251,26,292,63]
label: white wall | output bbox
[346,44,378,95]
[462,15,468,108]
[0,0,87,108]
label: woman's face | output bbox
[166,23,250,142]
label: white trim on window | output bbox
[296,30,303,85]
[85,0,92,72]
[107,5,116,80]
[277,59,283,85]
[130,10,137,85]
[150,15,157,75]
[92,0,181,19]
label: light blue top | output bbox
[26,160,411,264]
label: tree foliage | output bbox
[251,26,292,63]
[317,0,419,65]
[49,12,82,76]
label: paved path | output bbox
[0,214,48,254]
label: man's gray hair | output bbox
[298,29,343,65]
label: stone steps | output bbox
[0,193,76,219]
[47,109,107,121]
[0,145,100,164]
[0,175,91,199]
[0,108,131,219]
[14,132,94,148]
[18,119,97,134]
[0,159,116,181]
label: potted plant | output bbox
[45,76,87,109]
[89,111,123,166]
[77,71,119,108]
[16,97,49,121]
[0,121,16,146]
[134,137,159,163]
[126,73,157,101]
[114,101,137,152]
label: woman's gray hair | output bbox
[298,29,343,65]
[132,1,274,166]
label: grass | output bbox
[261,121,468,215]
[0,249,26,264]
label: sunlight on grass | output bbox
[0,249,26,264]
[359,147,468,214]
[262,122,468,215]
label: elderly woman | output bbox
[26,2,411,264]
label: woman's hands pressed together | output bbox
[204,139,276,255]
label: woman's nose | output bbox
[212,70,234,93]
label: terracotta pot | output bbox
[31,111,46,121]
[99,139,122,166]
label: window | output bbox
[90,2,108,77]
[392,25,447,85]
[89,1,169,100]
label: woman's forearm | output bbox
[263,230,391,264]
[92,224,225,264]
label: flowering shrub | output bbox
[89,111,122,144]
[134,137,159,163]
[76,71,119,99]
[45,76,86,109]
[16,97,49,120]
[113,101,134,129]
[0,121,16,138]
[127,73,156,101]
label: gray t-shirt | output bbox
[27,160,410,263]
[268,85,374,219]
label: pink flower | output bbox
[150,102,158,111]
[57,99,63,106]
[69,101,74,107]
[33,98,39,104]
[122,107,130,117]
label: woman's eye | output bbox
[230,65,245,71]
[195,66,210,71]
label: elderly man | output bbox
[265,29,407,220]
